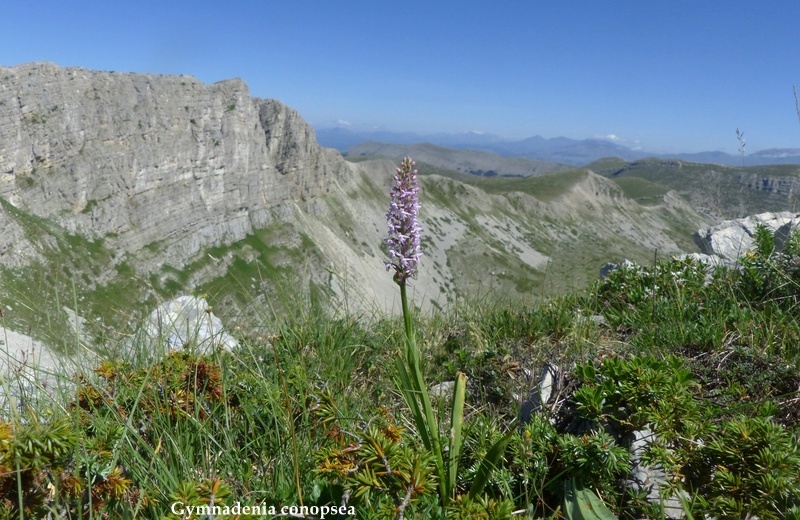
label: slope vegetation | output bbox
[345,141,570,177]
[589,157,800,219]
[0,63,707,351]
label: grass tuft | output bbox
[2,227,800,518]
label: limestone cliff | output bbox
[0,62,350,269]
[0,62,711,349]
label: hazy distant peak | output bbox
[315,126,800,167]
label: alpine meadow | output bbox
[1,63,800,519]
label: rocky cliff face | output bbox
[0,62,350,269]
[0,62,712,350]
[734,173,800,197]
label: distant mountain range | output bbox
[315,127,800,167]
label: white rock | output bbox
[0,325,85,411]
[627,426,687,519]
[138,295,238,355]
[520,363,561,424]
[693,211,800,261]
[429,381,455,400]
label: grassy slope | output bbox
[2,249,800,518]
[344,141,570,177]
[588,157,800,219]
[0,156,721,350]
[413,160,703,295]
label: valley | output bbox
[1,63,798,354]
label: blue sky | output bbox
[3,1,800,153]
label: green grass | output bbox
[0,198,125,349]
[3,227,800,518]
[589,157,800,218]
[418,161,589,203]
[0,214,330,349]
[611,176,671,204]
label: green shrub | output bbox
[572,355,705,440]
[4,225,800,518]
[691,416,800,518]
[739,225,800,311]
[0,416,134,518]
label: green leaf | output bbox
[394,357,433,451]
[467,419,517,500]
[563,479,618,520]
[447,372,467,500]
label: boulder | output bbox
[627,426,688,519]
[601,212,800,281]
[519,363,562,424]
[429,381,456,400]
[138,295,238,355]
[693,212,800,262]
[0,325,81,411]
[599,259,635,279]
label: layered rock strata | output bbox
[0,62,351,269]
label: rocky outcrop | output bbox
[734,173,800,196]
[0,62,351,270]
[692,211,800,261]
[0,63,714,348]
[137,295,238,356]
[599,213,800,279]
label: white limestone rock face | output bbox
[0,62,352,272]
[627,426,688,519]
[140,295,238,355]
[693,211,800,261]
[0,325,82,411]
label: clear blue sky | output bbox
[3,1,800,153]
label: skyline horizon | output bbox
[311,121,800,156]
[4,2,800,155]
[3,57,799,157]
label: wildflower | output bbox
[385,157,423,285]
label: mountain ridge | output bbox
[1,62,797,353]
[344,141,570,178]
[316,127,800,167]
[0,61,350,272]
